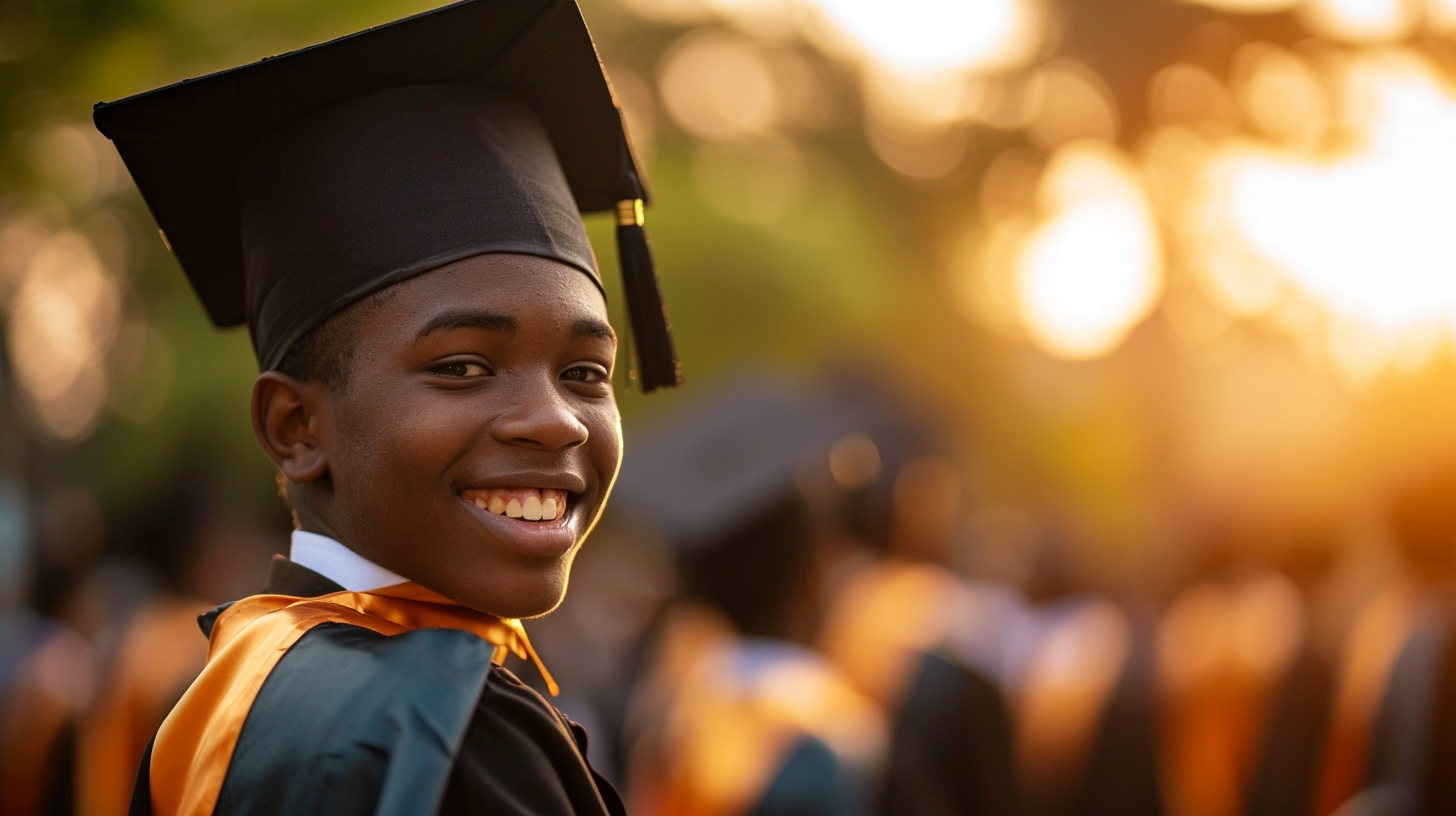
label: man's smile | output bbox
[461,487,570,521]
[458,487,581,559]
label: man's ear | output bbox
[251,372,331,484]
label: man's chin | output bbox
[437,571,569,621]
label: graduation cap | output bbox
[612,374,866,551]
[92,0,680,391]
[613,374,869,634]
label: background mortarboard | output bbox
[612,374,870,551]
[613,373,871,636]
[92,0,679,390]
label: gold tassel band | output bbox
[616,198,644,227]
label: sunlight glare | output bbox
[1300,0,1419,41]
[1015,142,1164,360]
[1178,0,1417,40]
[1177,0,1300,13]
[802,0,1041,75]
[1193,52,1456,380]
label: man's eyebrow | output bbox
[415,311,517,340]
[572,318,617,344]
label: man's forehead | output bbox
[380,257,613,339]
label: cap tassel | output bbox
[616,199,681,391]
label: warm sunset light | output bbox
[5,230,119,438]
[802,0,1042,75]
[1191,51,1456,380]
[21,4,1456,815]
[1180,0,1422,40]
[1178,0,1299,11]
[1016,142,1164,360]
[658,29,781,141]
[1300,0,1420,42]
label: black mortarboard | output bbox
[612,374,865,551]
[92,0,680,390]
[613,374,866,635]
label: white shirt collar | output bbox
[289,530,407,592]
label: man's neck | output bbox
[289,530,407,592]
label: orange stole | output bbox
[1155,574,1304,816]
[149,583,554,816]
[1312,578,1431,816]
[626,603,886,816]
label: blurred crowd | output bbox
[0,466,280,816]
[5,371,1456,816]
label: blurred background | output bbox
[5,0,1456,813]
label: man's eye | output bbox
[434,361,490,378]
[562,364,608,384]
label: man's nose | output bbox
[490,372,590,450]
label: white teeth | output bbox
[468,490,566,521]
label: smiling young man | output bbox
[92,1,678,814]
[260,252,622,619]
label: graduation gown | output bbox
[1243,643,1336,816]
[1011,599,1161,816]
[79,595,211,816]
[623,602,884,816]
[130,558,625,816]
[817,561,1018,816]
[881,651,1019,816]
[0,613,92,816]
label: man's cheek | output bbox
[393,414,466,459]
[589,415,624,470]
[383,422,472,496]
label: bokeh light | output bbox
[5,230,121,439]
[1148,63,1241,134]
[659,29,781,141]
[1026,61,1120,153]
[1230,44,1329,146]
[1179,0,1300,12]
[1190,51,1456,381]
[28,124,124,207]
[801,0,1043,75]
[627,0,1049,179]
[1182,0,1424,40]
[1015,142,1165,360]
[1300,0,1420,42]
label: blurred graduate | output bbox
[811,386,1021,816]
[91,0,680,813]
[611,376,886,816]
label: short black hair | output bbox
[273,287,396,390]
[271,288,396,526]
